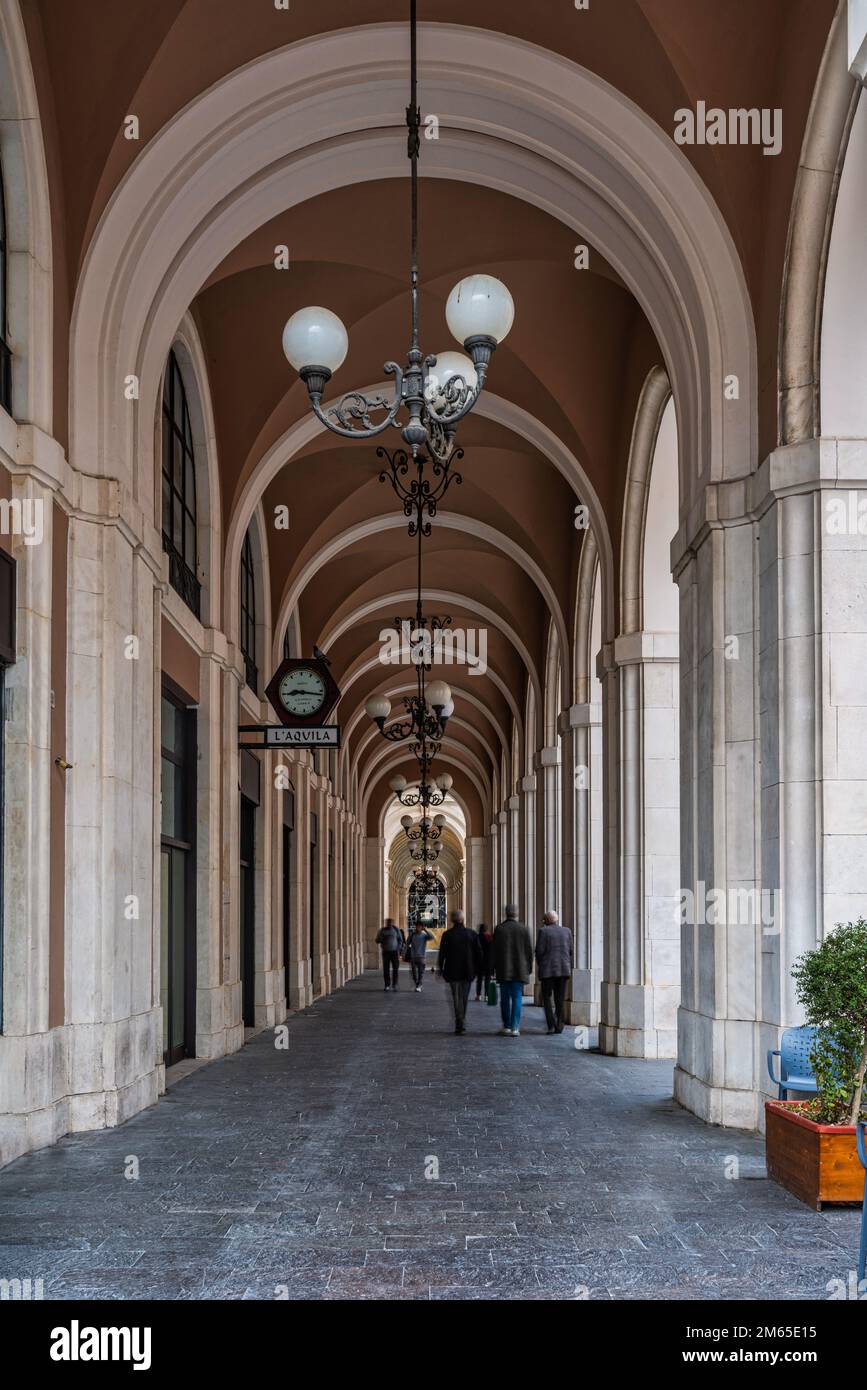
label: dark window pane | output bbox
[161,698,177,754]
[162,474,172,538]
[160,851,170,1054]
[171,851,186,1044]
[185,511,196,568]
[184,451,195,514]
[161,756,176,838]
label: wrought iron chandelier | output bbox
[401,811,445,863]
[412,863,441,892]
[280,0,514,467]
[364,508,455,799]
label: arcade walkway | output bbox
[0,973,860,1301]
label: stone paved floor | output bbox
[0,971,862,1300]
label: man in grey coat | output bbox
[375,918,405,991]
[492,904,534,1036]
[535,909,573,1034]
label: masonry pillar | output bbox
[65,487,163,1131]
[568,701,602,1026]
[364,835,385,968]
[521,772,536,929]
[755,440,867,1096]
[536,746,560,922]
[489,821,498,920]
[672,488,760,1128]
[599,631,680,1058]
[0,473,61,1162]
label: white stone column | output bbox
[497,808,508,909]
[65,486,163,1132]
[220,660,243,1045]
[536,745,561,917]
[557,718,576,932]
[600,631,680,1058]
[468,835,486,924]
[755,440,867,1090]
[521,772,536,929]
[672,490,760,1129]
[508,794,521,908]
[0,472,61,1163]
[195,631,238,1058]
[568,701,602,1026]
[489,821,498,920]
[364,835,385,968]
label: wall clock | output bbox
[265,655,341,728]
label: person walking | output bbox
[438,910,482,1034]
[535,909,573,1034]
[475,922,494,1002]
[375,917,405,991]
[492,904,533,1036]
[407,921,434,991]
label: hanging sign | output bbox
[238,723,341,750]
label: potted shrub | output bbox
[765,918,867,1210]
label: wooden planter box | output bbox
[765,1100,865,1210]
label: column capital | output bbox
[673,439,867,577]
[670,475,752,577]
[497,809,509,824]
[521,774,537,792]
[595,642,618,682]
[613,631,679,666]
[563,702,602,728]
[507,794,520,811]
[534,746,560,769]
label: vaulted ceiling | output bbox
[22,0,838,837]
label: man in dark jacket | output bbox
[475,923,494,1002]
[407,922,434,992]
[438,910,482,1034]
[535,909,574,1034]
[492,904,534,1036]
[375,918,405,991]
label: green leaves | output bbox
[792,919,867,1126]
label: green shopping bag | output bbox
[486,980,498,1006]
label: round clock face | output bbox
[278,667,327,718]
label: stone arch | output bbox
[0,0,52,429]
[238,502,271,700]
[213,388,610,681]
[273,510,569,684]
[620,366,672,638]
[68,21,754,586]
[158,314,223,628]
[320,587,538,699]
[778,3,859,444]
[820,86,867,435]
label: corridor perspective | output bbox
[2,0,867,1315]
[2,972,861,1301]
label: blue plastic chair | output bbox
[857,1120,866,1285]
[766,1026,820,1100]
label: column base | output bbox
[674,1006,761,1127]
[673,1065,760,1130]
[566,968,601,1026]
[600,982,678,1058]
[196,982,244,1059]
[254,967,285,1029]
